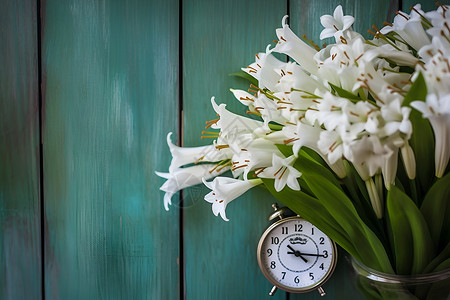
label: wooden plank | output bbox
[288,0,395,299]
[0,0,42,299]
[41,1,180,299]
[182,0,288,298]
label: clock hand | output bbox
[286,245,308,263]
[299,253,326,257]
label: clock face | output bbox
[257,217,337,293]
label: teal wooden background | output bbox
[1,0,445,299]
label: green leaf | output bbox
[275,144,293,158]
[294,153,393,273]
[387,186,435,274]
[404,72,435,197]
[386,188,414,274]
[301,147,328,167]
[423,242,450,274]
[421,172,450,249]
[295,150,342,190]
[228,70,258,86]
[267,122,283,131]
[402,72,427,106]
[329,82,361,101]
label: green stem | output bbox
[410,179,418,206]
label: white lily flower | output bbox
[242,48,286,91]
[165,132,230,172]
[379,98,412,138]
[425,5,450,39]
[203,177,262,221]
[305,92,350,130]
[416,52,450,97]
[411,93,450,178]
[229,137,282,179]
[156,164,230,210]
[210,97,265,137]
[380,5,430,51]
[230,89,256,111]
[425,4,449,24]
[258,154,301,192]
[252,94,286,128]
[418,36,450,63]
[318,129,344,165]
[366,43,418,67]
[353,60,402,105]
[319,5,355,40]
[287,121,347,178]
[277,61,327,94]
[315,38,368,92]
[273,16,319,76]
[344,135,385,181]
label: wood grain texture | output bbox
[182,0,289,298]
[288,1,392,298]
[290,0,400,46]
[0,0,42,299]
[41,1,180,299]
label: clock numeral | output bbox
[271,237,279,245]
[281,272,286,279]
[319,237,325,244]
[270,261,276,269]
[281,226,288,234]
[309,272,314,280]
[323,250,328,258]
[311,227,315,235]
[319,263,324,270]
[295,224,303,232]
[267,249,273,257]
[294,276,300,284]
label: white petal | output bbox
[333,5,344,20]
[341,16,355,30]
[320,15,335,28]
[286,175,300,191]
[320,28,336,40]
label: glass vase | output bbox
[351,258,450,300]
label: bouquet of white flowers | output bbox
[156,4,450,298]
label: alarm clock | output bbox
[257,204,338,296]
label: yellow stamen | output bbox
[232,164,248,171]
[205,118,219,129]
[246,110,261,116]
[215,145,229,150]
[396,11,410,20]
[284,137,299,144]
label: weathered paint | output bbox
[3,0,438,299]
[41,0,180,299]
[181,0,288,299]
[0,0,42,299]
